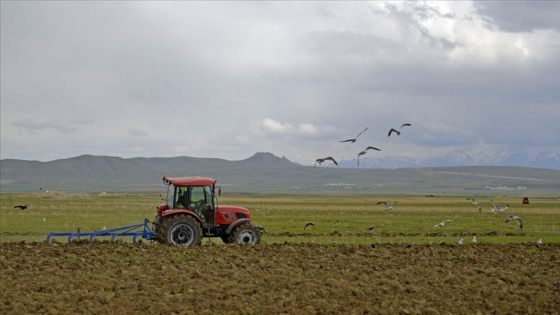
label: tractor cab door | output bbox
[187,186,215,225]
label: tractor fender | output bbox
[226,218,251,234]
[162,209,205,227]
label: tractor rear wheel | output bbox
[232,224,261,245]
[164,215,202,246]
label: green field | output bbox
[1,192,559,244]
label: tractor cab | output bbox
[160,176,217,226]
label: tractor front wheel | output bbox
[164,215,202,246]
[232,224,261,245]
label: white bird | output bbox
[490,200,509,214]
[467,198,482,212]
[340,127,368,143]
[433,220,451,228]
[536,239,543,245]
[505,215,523,230]
[456,238,464,245]
[377,201,396,211]
[471,236,477,244]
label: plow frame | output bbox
[46,218,154,243]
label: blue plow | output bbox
[46,218,154,243]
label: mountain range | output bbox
[338,145,560,169]
[1,152,559,194]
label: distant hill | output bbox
[1,152,559,194]
[340,145,560,169]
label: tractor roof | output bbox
[163,176,216,187]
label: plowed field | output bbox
[1,241,559,314]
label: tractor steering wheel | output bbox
[194,200,206,209]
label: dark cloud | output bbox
[474,1,560,32]
[13,119,77,134]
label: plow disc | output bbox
[46,218,154,243]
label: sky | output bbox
[1,1,559,165]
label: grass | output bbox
[1,192,559,244]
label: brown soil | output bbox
[1,242,559,314]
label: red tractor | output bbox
[152,176,263,246]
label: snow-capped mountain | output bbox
[338,145,560,169]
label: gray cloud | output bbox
[1,1,558,164]
[474,1,560,32]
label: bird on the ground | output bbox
[340,127,368,143]
[433,220,451,228]
[471,236,477,244]
[536,239,543,245]
[467,198,482,212]
[505,215,523,230]
[14,204,28,210]
[388,123,411,137]
[491,200,509,214]
[304,222,315,230]
[377,201,396,211]
[456,238,464,245]
[357,146,381,165]
[314,157,338,168]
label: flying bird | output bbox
[467,198,482,212]
[368,226,376,231]
[365,146,381,152]
[357,146,381,165]
[505,215,523,230]
[357,151,367,165]
[433,220,451,228]
[490,200,509,214]
[14,204,28,210]
[377,201,396,211]
[387,123,411,137]
[314,157,338,168]
[340,127,368,143]
[304,222,315,230]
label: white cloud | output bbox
[298,123,318,135]
[256,118,321,138]
[259,118,295,135]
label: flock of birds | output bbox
[314,123,411,168]
[440,199,525,244]
[302,197,542,245]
